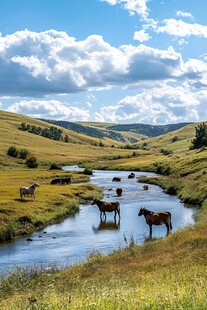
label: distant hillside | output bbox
[108,123,192,137]
[42,119,144,143]
[43,120,191,142]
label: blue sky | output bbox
[0,0,207,124]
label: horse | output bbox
[91,199,120,220]
[112,177,121,182]
[51,177,71,185]
[138,207,172,235]
[19,182,39,200]
[128,172,135,179]
[116,188,123,196]
[143,184,149,190]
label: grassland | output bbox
[0,111,206,309]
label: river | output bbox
[0,167,196,275]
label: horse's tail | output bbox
[19,188,22,198]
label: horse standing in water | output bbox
[19,182,40,200]
[138,207,172,236]
[91,199,120,220]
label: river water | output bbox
[0,167,196,275]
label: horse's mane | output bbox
[143,208,153,215]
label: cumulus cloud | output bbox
[6,99,90,121]
[156,19,207,38]
[0,29,207,102]
[97,85,207,124]
[100,0,148,17]
[176,10,194,20]
[133,29,151,42]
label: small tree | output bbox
[7,146,19,158]
[191,123,207,149]
[26,156,38,168]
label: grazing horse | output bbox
[19,182,39,200]
[91,199,120,220]
[116,188,123,196]
[112,177,121,182]
[128,172,135,179]
[51,177,71,185]
[138,207,172,235]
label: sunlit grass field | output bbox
[0,111,207,309]
[0,168,102,241]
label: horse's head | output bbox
[138,207,145,216]
[35,182,40,187]
[91,199,97,205]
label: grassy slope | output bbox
[0,110,134,169]
[0,113,206,309]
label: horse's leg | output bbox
[149,225,152,236]
[165,222,170,234]
[114,210,117,220]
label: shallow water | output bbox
[0,167,196,275]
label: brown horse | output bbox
[116,188,123,196]
[138,207,172,235]
[91,199,120,220]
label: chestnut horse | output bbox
[138,207,172,235]
[91,199,120,220]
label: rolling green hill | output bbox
[0,110,206,309]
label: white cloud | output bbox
[6,100,90,121]
[100,0,148,17]
[0,29,182,97]
[0,29,207,100]
[176,11,194,20]
[156,19,207,38]
[97,85,207,124]
[133,29,151,42]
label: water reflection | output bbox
[0,167,197,275]
[92,218,120,233]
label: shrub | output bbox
[83,167,93,175]
[172,136,179,143]
[7,146,19,158]
[153,162,171,175]
[49,163,62,170]
[19,148,29,159]
[160,148,173,155]
[25,156,38,168]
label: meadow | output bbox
[0,111,206,309]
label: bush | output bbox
[19,148,29,159]
[153,162,171,175]
[49,163,62,170]
[26,156,38,168]
[7,146,19,158]
[83,167,93,175]
[160,148,173,155]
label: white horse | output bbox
[19,182,40,200]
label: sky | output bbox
[0,0,207,125]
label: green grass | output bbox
[0,169,102,241]
[0,111,207,309]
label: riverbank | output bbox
[0,168,102,242]
[0,167,206,309]
[0,205,206,309]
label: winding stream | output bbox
[0,167,196,275]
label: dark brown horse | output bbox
[112,177,121,182]
[91,199,120,220]
[116,187,123,196]
[138,207,172,235]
